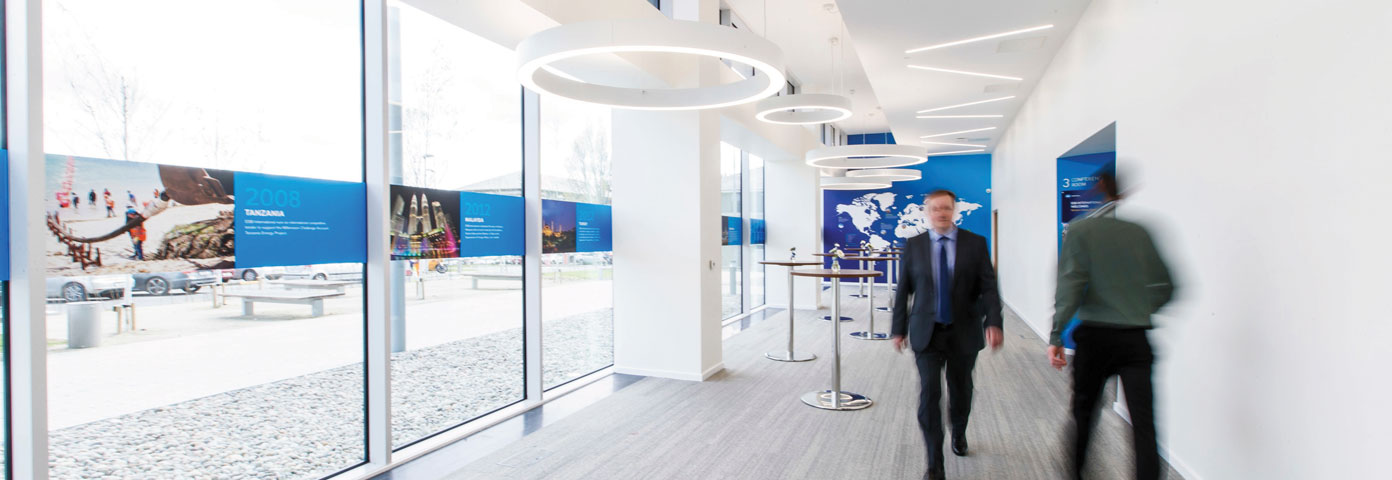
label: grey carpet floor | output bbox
[448,286,1180,479]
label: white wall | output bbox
[993,1,1392,478]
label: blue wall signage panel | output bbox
[722,215,742,246]
[1056,151,1116,348]
[235,172,366,268]
[543,199,612,253]
[41,154,366,277]
[750,218,766,245]
[575,202,613,253]
[822,139,992,283]
[458,191,525,257]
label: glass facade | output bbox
[387,2,525,449]
[539,95,613,390]
[43,1,365,478]
[720,142,742,319]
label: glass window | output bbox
[749,154,765,307]
[720,142,742,319]
[43,1,365,478]
[387,1,525,449]
[539,94,613,390]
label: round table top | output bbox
[845,247,869,251]
[790,268,883,279]
[843,256,900,262]
[812,252,839,257]
[759,260,822,266]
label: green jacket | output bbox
[1051,215,1174,346]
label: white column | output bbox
[522,89,544,401]
[611,105,724,381]
[362,0,393,464]
[7,0,48,477]
[764,154,822,310]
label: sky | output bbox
[42,0,609,188]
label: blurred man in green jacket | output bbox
[1049,172,1174,480]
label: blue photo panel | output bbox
[722,216,742,246]
[750,218,765,245]
[458,191,524,257]
[234,172,366,268]
[575,202,612,253]
[542,199,577,254]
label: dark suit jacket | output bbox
[890,227,1003,353]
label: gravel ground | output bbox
[542,309,614,389]
[50,310,613,479]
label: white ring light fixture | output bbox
[755,93,853,125]
[805,144,928,169]
[846,168,922,182]
[517,19,786,110]
[820,177,891,190]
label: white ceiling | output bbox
[723,0,889,134]
[831,0,1093,152]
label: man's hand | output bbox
[986,326,1003,350]
[891,335,905,353]
[1047,345,1068,370]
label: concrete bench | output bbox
[221,291,344,317]
[267,279,358,293]
[461,273,523,289]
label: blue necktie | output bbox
[937,236,953,324]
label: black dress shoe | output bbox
[923,465,946,480]
[952,433,968,456]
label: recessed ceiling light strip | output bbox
[920,127,997,138]
[916,96,1015,114]
[922,141,986,148]
[926,148,986,156]
[906,65,1022,81]
[916,114,1003,119]
[905,24,1055,54]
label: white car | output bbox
[45,274,134,303]
[282,263,363,281]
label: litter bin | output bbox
[67,301,104,349]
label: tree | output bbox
[53,1,170,162]
[564,122,612,204]
[401,42,460,189]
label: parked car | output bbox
[45,275,132,303]
[232,266,286,281]
[282,263,363,281]
[132,270,219,295]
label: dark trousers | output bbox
[1070,325,1159,480]
[914,323,978,468]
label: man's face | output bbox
[927,195,955,231]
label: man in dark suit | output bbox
[892,189,1003,480]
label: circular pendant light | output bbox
[805,144,928,169]
[755,93,853,125]
[517,19,786,111]
[820,177,891,190]
[846,168,922,182]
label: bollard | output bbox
[67,301,104,349]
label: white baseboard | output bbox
[614,363,723,382]
[1002,298,1051,343]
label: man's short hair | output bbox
[926,189,956,204]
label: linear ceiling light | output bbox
[916,96,1015,114]
[517,19,786,110]
[920,127,996,138]
[906,65,1022,81]
[926,148,986,156]
[756,93,853,125]
[916,114,1003,119]
[922,141,987,148]
[806,144,928,169]
[905,25,1054,54]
